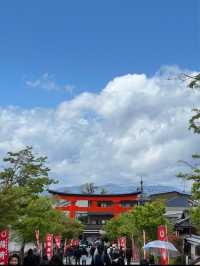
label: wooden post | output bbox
[69,200,76,219]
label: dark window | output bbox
[97,201,113,207]
[121,200,138,207]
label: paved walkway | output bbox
[63,256,139,265]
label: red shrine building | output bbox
[49,190,141,240]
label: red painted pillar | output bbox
[69,200,76,220]
[113,199,121,216]
[91,200,97,208]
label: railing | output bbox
[85,224,102,230]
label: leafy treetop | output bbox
[0,146,57,194]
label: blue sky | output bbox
[0,0,199,108]
[0,1,199,188]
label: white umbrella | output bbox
[144,240,180,257]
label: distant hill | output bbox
[51,183,189,196]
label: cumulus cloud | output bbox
[26,73,74,93]
[1,67,200,188]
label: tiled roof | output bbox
[166,197,190,207]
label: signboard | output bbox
[70,239,80,246]
[35,229,41,255]
[143,230,147,259]
[157,225,168,265]
[45,233,53,259]
[132,237,140,262]
[118,237,126,249]
[0,229,9,265]
[54,235,61,250]
[64,239,68,255]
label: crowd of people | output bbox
[65,243,130,265]
[8,241,154,265]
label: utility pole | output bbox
[140,176,144,194]
[139,177,144,205]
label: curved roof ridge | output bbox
[48,189,141,197]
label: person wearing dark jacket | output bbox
[94,246,104,266]
[90,245,96,265]
[8,254,20,265]
[126,247,132,265]
[81,248,88,265]
[74,247,82,265]
[103,248,112,265]
[118,247,125,265]
[48,255,63,265]
[33,248,41,265]
[110,247,120,265]
[65,246,74,265]
[40,255,49,265]
[23,249,38,266]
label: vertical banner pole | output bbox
[166,225,170,265]
[0,229,9,265]
[157,225,168,265]
[143,230,146,259]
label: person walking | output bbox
[90,245,96,265]
[33,248,41,266]
[65,246,74,265]
[40,255,49,265]
[81,247,88,265]
[126,247,132,265]
[48,255,63,265]
[110,247,120,265]
[103,248,112,265]
[23,249,38,266]
[118,247,125,265]
[8,254,20,265]
[93,246,104,266]
[74,246,82,265]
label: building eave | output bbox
[48,189,141,197]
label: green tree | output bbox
[62,218,85,240]
[100,187,107,195]
[191,205,200,233]
[103,216,123,240]
[0,147,61,256]
[176,73,200,199]
[81,183,98,194]
[0,187,23,230]
[0,146,57,193]
[176,73,200,234]
[13,196,84,243]
[0,146,85,257]
[104,202,172,254]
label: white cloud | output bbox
[1,67,200,189]
[26,73,74,93]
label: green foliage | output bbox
[188,73,200,89]
[103,216,123,240]
[177,155,200,200]
[191,205,200,233]
[0,146,57,193]
[104,202,171,253]
[177,73,200,234]
[62,218,85,240]
[187,73,200,134]
[81,183,98,194]
[0,147,77,247]
[176,74,200,199]
[0,187,22,230]
[13,196,84,243]
[184,73,200,134]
